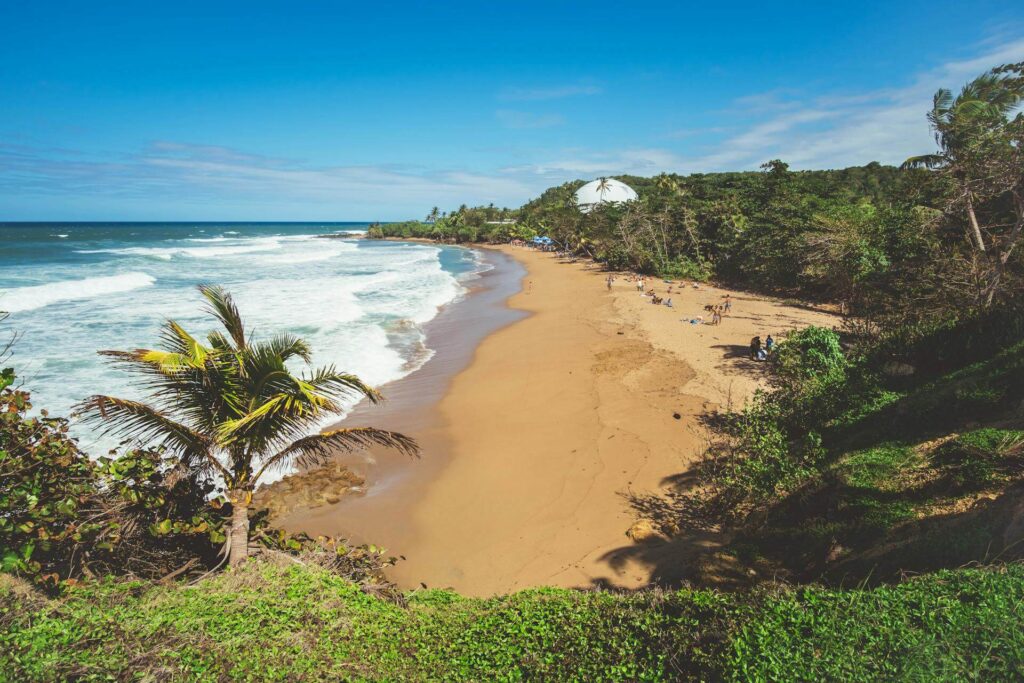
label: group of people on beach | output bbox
[749,334,775,361]
[605,271,781,362]
[607,274,741,324]
[702,296,731,325]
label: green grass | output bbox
[2,561,1024,681]
[838,444,920,490]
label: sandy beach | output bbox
[276,244,839,595]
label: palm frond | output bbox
[304,365,384,404]
[199,285,246,349]
[218,389,338,453]
[254,427,419,481]
[159,321,211,364]
[900,154,946,170]
[74,395,219,474]
[258,334,312,364]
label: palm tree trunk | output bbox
[966,195,986,253]
[228,490,250,567]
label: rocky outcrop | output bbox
[253,461,365,520]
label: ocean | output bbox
[0,222,485,457]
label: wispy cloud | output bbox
[495,109,566,129]
[502,148,686,178]
[0,141,537,217]
[686,37,1024,171]
[508,36,1024,180]
[498,84,603,101]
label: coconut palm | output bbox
[902,65,1024,253]
[654,173,681,196]
[76,285,418,566]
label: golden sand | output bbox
[281,245,839,595]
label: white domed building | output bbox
[574,177,638,213]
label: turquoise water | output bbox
[0,222,483,455]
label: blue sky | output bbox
[2,1,1022,221]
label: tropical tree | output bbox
[76,286,418,566]
[426,206,440,223]
[903,63,1024,304]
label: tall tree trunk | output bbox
[228,489,250,567]
[983,191,1024,306]
[966,194,986,253]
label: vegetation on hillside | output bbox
[613,307,1024,588]
[3,561,1023,681]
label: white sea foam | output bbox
[7,231,482,479]
[2,272,156,313]
[78,236,285,260]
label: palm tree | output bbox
[902,66,1024,253]
[76,285,418,566]
[654,173,681,196]
[426,206,440,223]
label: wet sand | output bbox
[276,245,839,595]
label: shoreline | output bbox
[276,245,840,595]
[268,245,527,545]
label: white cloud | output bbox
[686,37,1024,171]
[505,148,687,178]
[507,37,1024,180]
[0,141,537,217]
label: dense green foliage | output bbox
[0,377,401,592]
[2,561,1022,681]
[669,305,1024,585]
[0,380,225,588]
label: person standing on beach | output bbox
[723,295,732,315]
[606,274,614,290]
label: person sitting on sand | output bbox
[750,336,762,360]
[665,298,673,308]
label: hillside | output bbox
[3,561,1023,681]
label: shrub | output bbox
[660,256,712,281]
[0,380,226,588]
